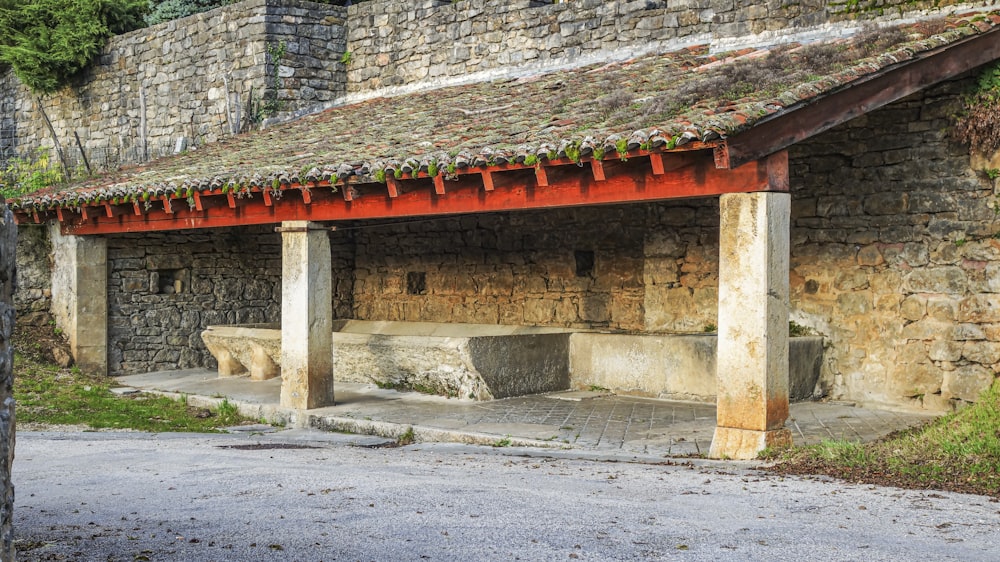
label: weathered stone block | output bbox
[958,295,1000,323]
[941,366,995,402]
[899,294,926,321]
[962,341,1000,365]
[890,362,941,397]
[903,267,967,294]
[856,244,884,266]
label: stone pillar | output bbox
[709,192,792,460]
[0,205,16,561]
[279,221,334,409]
[50,224,107,375]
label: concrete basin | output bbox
[202,322,824,403]
[202,321,573,400]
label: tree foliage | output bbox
[0,0,148,94]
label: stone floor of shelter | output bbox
[119,369,936,458]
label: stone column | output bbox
[0,205,16,561]
[709,192,792,460]
[50,224,107,375]
[279,221,334,409]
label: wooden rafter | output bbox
[56,150,788,235]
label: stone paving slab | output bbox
[119,369,936,459]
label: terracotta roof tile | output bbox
[10,9,1000,213]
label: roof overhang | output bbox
[715,23,1000,169]
[13,21,1000,235]
[49,147,788,236]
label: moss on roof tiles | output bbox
[11,10,999,212]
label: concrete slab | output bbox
[117,369,936,459]
[109,387,139,396]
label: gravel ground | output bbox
[13,430,1000,561]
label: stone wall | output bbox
[787,74,998,412]
[349,201,720,333]
[0,0,346,172]
[106,225,353,375]
[0,204,15,561]
[344,0,967,94]
[350,208,646,330]
[13,226,53,327]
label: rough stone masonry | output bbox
[0,203,16,561]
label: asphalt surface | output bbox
[13,430,1000,561]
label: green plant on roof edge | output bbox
[615,138,629,160]
[563,142,581,163]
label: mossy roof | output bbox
[11,9,1000,213]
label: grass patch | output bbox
[16,353,252,432]
[396,426,416,446]
[768,380,1000,497]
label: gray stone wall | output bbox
[0,204,14,560]
[108,227,282,374]
[106,225,354,375]
[1,0,346,172]
[344,0,963,94]
[13,226,52,328]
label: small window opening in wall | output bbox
[150,269,185,295]
[575,250,595,278]
[406,271,427,295]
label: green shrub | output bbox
[0,0,148,94]
[1,148,64,200]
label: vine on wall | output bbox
[952,62,1000,158]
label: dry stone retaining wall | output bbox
[787,75,998,411]
[350,208,646,331]
[0,0,346,172]
[344,0,967,93]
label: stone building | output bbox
[8,0,1000,458]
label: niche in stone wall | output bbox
[146,255,192,295]
[574,250,595,278]
[149,269,190,295]
[406,271,427,295]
